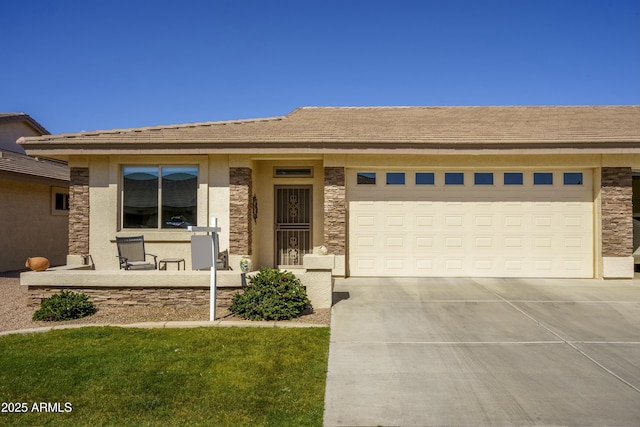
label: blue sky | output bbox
[2,0,639,134]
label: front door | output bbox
[275,186,312,266]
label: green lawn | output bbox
[0,326,330,426]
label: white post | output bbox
[187,217,220,322]
[210,217,218,322]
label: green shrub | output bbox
[33,289,96,321]
[230,268,311,321]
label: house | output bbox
[17,106,640,283]
[0,113,69,272]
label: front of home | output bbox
[18,106,640,281]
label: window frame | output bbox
[533,172,554,185]
[357,172,377,185]
[121,165,199,230]
[386,172,406,185]
[445,172,465,185]
[503,172,524,185]
[51,187,70,216]
[415,172,435,185]
[474,172,494,186]
[563,172,583,185]
[273,167,313,178]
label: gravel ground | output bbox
[0,272,330,333]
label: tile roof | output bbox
[18,106,640,152]
[0,149,69,182]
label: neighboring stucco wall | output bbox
[0,121,39,154]
[0,178,68,271]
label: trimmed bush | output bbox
[33,289,96,321]
[230,268,311,321]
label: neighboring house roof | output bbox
[0,149,69,183]
[0,113,50,136]
[18,106,640,155]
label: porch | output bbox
[21,254,335,311]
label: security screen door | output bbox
[275,186,312,266]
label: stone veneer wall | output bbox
[27,287,241,309]
[229,167,252,255]
[69,168,90,255]
[601,167,632,257]
[324,167,346,255]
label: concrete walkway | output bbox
[323,277,640,427]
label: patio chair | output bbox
[116,235,158,270]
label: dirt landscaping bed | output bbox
[0,272,330,333]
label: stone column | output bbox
[229,167,252,257]
[68,167,90,256]
[601,167,633,278]
[324,167,346,275]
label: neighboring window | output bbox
[474,172,493,185]
[533,172,553,185]
[274,167,313,177]
[357,172,376,184]
[386,172,405,185]
[55,193,70,211]
[564,172,583,185]
[51,187,70,215]
[504,172,524,185]
[123,166,198,229]
[445,172,464,185]
[415,172,435,185]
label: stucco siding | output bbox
[0,121,39,153]
[86,155,216,270]
[0,178,68,271]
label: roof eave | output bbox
[20,140,640,157]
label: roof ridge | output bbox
[20,115,288,141]
[0,113,50,135]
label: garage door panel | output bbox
[416,215,435,227]
[474,216,494,226]
[348,169,593,278]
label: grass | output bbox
[0,326,330,426]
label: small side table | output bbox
[159,258,185,271]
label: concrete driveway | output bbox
[323,277,640,427]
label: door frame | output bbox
[273,185,313,267]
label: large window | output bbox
[123,166,198,229]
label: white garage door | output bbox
[348,170,593,278]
